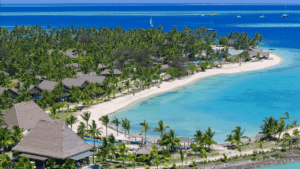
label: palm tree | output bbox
[77,122,86,138]
[87,120,103,164]
[293,120,298,127]
[259,116,278,140]
[14,156,34,169]
[111,117,121,136]
[160,129,181,151]
[0,128,15,153]
[140,120,150,143]
[99,115,110,137]
[204,127,217,151]
[95,137,110,167]
[0,154,12,168]
[66,115,77,130]
[80,111,91,130]
[283,111,290,128]
[293,129,300,148]
[153,120,170,136]
[11,125,24,145]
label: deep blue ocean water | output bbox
[1,4,300,168]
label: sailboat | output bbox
[210,6,217,15]
[206,18,215,31]
[281,5,289,17]
[150,17,154,27]
[259,7,266,18]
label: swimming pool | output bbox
[84,139,102,146]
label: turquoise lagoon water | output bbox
[259,162,300,169]
[109,47,300,144]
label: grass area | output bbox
[242,141,278,152]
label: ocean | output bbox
[2,4,300,168]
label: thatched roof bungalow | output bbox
[38,80,70,93]
[62,78,89,90]
[4,101,54,131]
[0,87,19,98]
[12,120,93,164]
[160,64,170,72]
[100,69,122,77]
[77,75,106,85]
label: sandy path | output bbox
[71,52,282,139]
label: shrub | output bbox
[251,157,257,161]
[263,155,269,160]
[271,153,280,158]
[161,150,171,157]
[279,155,285,158]
[145,165,150,169]
[293,146,298,149]
[222,154,227,163]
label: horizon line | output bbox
[2,3,300,5]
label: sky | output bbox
[1,0,300,4]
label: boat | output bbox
[259,8,266,18]
[269,49,275,50]
[237,15,241,18]
[201,14,204,16]
[150,17,154,27]
[206,18,215,31]
[259,14,266,18]
[210,6,217,15]
[195,14,199,16]
[281,5,289,17]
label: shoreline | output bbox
[71,52,283,138]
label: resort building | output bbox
[62,78,90,91]
[48,49,87,61]
[160,64,170,72]
[12,120,93,169]
[39,80,70,93]
[10,82,43,100]
[97,64,107,71]
[66,63,80,71]
[0,87,19,99]
[100,69,123,77]
[77,74,106,85]
[3,101,54,132]
[0,71,10,76]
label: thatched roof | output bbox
[97,64,107,69]
[12,120,93,159]
[160,64,170,71]
[129,133,145,139]
[10,82,43,94]
[38,80,59,92]
[0,87,19,96]
[0,71,9,76]
[145,137,161,143]
[163,74,172,81]
[62,78,89,88]
[4,101,54,131]
[177,137,193,143]
[136,147,151,155]
[66,63,79,68]
[77,75,106,84]
[100,69,122,75]
[48,49,86,59]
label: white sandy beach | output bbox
[71,52,282,138]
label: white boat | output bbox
[260,8,266,18]
[210,5,217,15]
[150,17,154,27]
[206,18,215,31]
[259,14,266,18]
[201,14,204,16]
[282,5,289,17]
[237,15,241,18]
